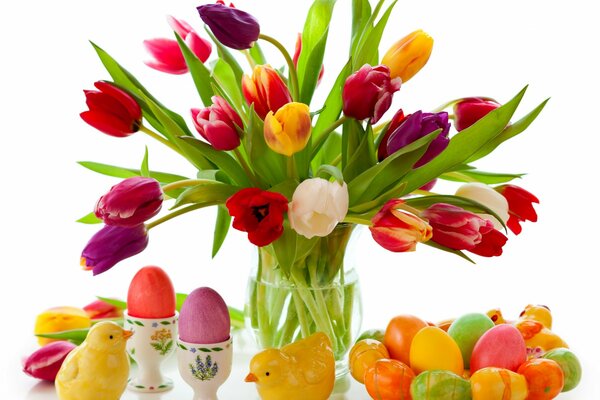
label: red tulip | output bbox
[242,65,292,119]
[370,199,432,252]
[225,188,288,246]
[293,33,324,84]
[191,96,243,150]
[80,81,142,138]
[23,341,76,381]
[495,184,539,235]
[377,109,406,161]
[422,203,507,257]
[95,177,163,227]
[342,64,401,124]
[453,97,501,131]
[83,300,123,320]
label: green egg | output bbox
[410,370,471,399]
[448,313,495,369]
[355,328,385,343]
[543,347,582,392]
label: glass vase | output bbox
[245,223,363,378]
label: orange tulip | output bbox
[382,29,433,82]
[242,65,292,119]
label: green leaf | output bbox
[175,33,214,106]
[351,0,384,68]
[176,293,187,312]
[315,164,344,184]
[249,42,267,65]
[200,348,211,352]
[160,321,171,325]
[77,212,102,224]
[212,205,231,258]
[268,179,297,199]
[78,161,189,183]
[424,240,475,264]
[213,59,244,113]
[354,0,397,67]
[349,182,406,214]
[296,0,337,104]
[205,27,245,86]
[270,224,298,277]
[343,120,377,182]
[35,329,89,345]
[140,146,150,177]
[398,86,529,195]
[351,0,372,55]
[467,98,549,163]
[173,181,238,208]
[441,169,525,184]
[134,320,144,326]
[96,296,127,309]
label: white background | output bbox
[2,0,599,398]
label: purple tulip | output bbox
[386,111,451,167]
[81,224,149,275]
[197,3,260,50]
[95,177,163,227]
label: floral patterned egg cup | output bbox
[177,337,233,400]
[124,311,178,393]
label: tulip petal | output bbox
[93,81,142,120]
[80,111,135,137]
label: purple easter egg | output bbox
[178,287,230,344]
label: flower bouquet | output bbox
[78,0,546,374]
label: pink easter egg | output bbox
[178,287,230,344]
[470,324,527,373]
[127,266,176,318]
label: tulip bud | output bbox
[288,178,349,239]
[382,30,433,82]
[198,3,260,50]
[23,341,77,381]
[293,33,324,84]
[83,300,124,320]
[454,97,501,131]
[385,111,451,167]
[370,199,432,252]
[192,96,243,150]
[34,307,91,346]
[242,65,292,119]
[264,102,311,157]
[80,81,142,138]
[342,64,401,124]
[95,177,163,227]
[495,184,539,235]
[80,224,149,275]
[377,109,406,161]
[455,183,509,229]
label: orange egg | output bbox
[348,339,389,384]
[517,358,564,399]
[364,359,415,400]
[384,314,428,365]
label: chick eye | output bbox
[265,372,270,377]
[109,335,114,340]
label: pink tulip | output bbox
[23,341,76,381]
[370,199,432,252]
[453,97,501,131]
[191,96,243,150]
[83,300,123,320]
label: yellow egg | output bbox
[471,367,528,400]
[409,326,464,375]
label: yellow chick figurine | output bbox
[245,332,335,400]
[518,304,553,329]
[56,321,133,400]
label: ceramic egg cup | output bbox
[177,336,233,400]
[124,311,178,393]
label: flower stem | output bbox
[258,33,300,102]
[287,155,298,180]
[146,203,214,230]
[233,148,262,187]
[161,179,220,193]
[139,125,184,156]
[242,49,257,69]
[310,116,348,159]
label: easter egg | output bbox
[543,348,582,392]
[470,324,526,373]
[409,327,464,375]
[517,358,564,399]
[436,318,455,332]
[470,367,528,400]
[127,266,176,318]
[364,359,415,400]
[349,339,389,383]
[384,314,428,365]
[448,313,495,369]
[356,328,385,343]
[179,287,230,344]
[410,370,471,400]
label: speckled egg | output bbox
[178,287,230,344]
[127,266,176,318]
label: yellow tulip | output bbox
[382,29,433,82]
[264,102,311,156]
[34,306,91,345]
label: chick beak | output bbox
[122,330,134,340]
[244,373,258,383]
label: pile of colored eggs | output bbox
[349,305,582,399]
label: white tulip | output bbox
[288,178,349,239]
[455,182,509,229]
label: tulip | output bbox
[377,109,406,161]
[370,199,432,252]
[23,341,77,381]
[94,177,163,227]
[197,2,260,50]
[80,81,142,138]
[34,307,91,346]
[385,111,451,167]
[293,33,324,84]
[83,300,124,320]
[454,97,501,131]
[382,29,433,82]
[455,182,509,229]
[288,178,349,239]
[264,102,311,156]
[495,184,539,235]
[191,96,243,150]
[226,188,289,246]
[144,35,211,75]
[242,65,292,119]
[342,64,401,124]
[80,224,149,275]
[422,203,507,257]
